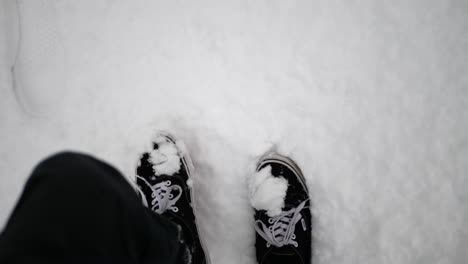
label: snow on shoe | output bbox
[248,165,288,217]
[149,135,181,176]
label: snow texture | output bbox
[249,165,288,217]
[149,135,181,176]
[1,1,468,264]
[10,0,66,116]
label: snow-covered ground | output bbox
[1,0,467,263]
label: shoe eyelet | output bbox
[268,218,274,224]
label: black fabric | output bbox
[0,152,185,264]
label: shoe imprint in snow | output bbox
[12,0,67,116]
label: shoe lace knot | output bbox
[255,199,308,248]
[137,176,182,214]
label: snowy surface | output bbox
[249,165,288,217]
[1,0,468,263]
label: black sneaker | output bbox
[252,152,312,264]
[135,132,209,264]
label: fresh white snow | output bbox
[249,165,288,217]
[149,134,181,176]
[1,0,468,263]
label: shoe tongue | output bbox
[147,174,171,184]
[283,203,301,212]
[153,174,185,185]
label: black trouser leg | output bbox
[0,152,184,264]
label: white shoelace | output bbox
[136,175,182,214]
[255,199,308,248]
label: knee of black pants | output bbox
[0,151,184,263]
[31,151,124,186]
[25,151,136,200]
[12,151,141,227]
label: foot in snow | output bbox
[12,0,67,116]
[249,152,311,264]
[135,132,209,264]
